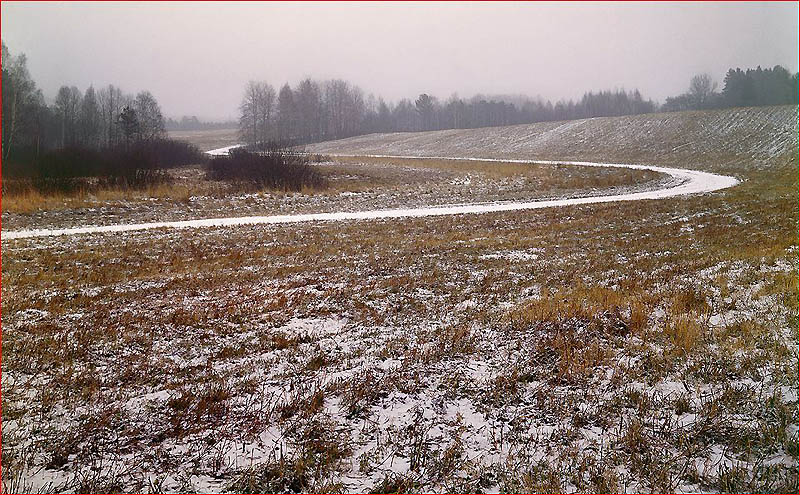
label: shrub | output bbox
[206,144,326,191]
[0,142,185,195]
[143,139,204,168]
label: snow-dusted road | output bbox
[1,150,739,240]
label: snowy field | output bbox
[307,106,799,171]
[2,107,798,493]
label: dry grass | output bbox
[1,182,197,214]
[167,127,239,152]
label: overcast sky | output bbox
[2,1,797,120]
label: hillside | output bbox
[309,106,799,171]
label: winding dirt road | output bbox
[1,150,739,240]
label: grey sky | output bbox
[2,1,797,121]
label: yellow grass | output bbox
[2,183,195,213]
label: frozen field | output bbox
[2,107,798,493]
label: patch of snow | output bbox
[205,144,244,156]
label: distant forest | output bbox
[237,65,798,147]
[237,81,660,148]
[2,40,798,159]
[165,116,237,131]
[663,67,799,112]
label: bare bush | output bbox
[206,144,326,191]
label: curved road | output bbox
[1,150,739,240]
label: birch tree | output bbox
[256,82,276,147]
[2,42,38,159]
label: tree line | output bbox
[663,66,799,112]
[3,39,796,158]
[165,116,237,131]
[2,41,167,163]
[237,79,659,148]
[2,41,204,194]
[238,64,797,148]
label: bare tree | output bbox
[134,90,166,141]
[54,85,82,147]
[295,78,321,143]
[239,81,260,148]
[256,82,275,147]
[324,79,349,139]
[393,99,418,132]
[78,86,102,148]
[98,85,126,147]
[239,81,276,149]
[345,85,365,136]
[2,42,38,159]
[689,73,718,109]
[323,79,366,139]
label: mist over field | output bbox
[2,2,799,494]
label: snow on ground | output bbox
[1,156,738,240]
[3,107,798,493]
[204,144,244,156]
[307,106,799,168]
